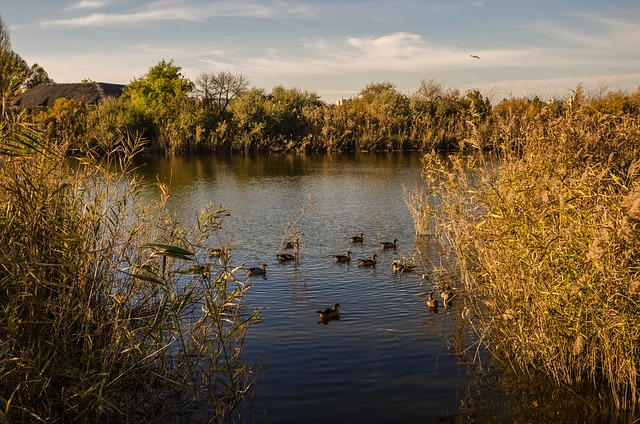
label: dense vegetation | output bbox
[1,19,258,422]
[3,11,640,420]
[0,119,259,422]
[18,57,640,157]
[409,85,640,413]
[11,57,499,154]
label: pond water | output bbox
[137,152,477,422]
[134,152,618,423]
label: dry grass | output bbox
[0,121,258,422]
[411,88,640,411]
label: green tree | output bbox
[228,87,269,151]
[124,60,194,151]
[266,85,322,149]
[0,16,29,120]
[353,82,411,150]
[126,59,192,114]
[230,86,322,151]
[25,63,53,89]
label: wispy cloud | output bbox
[67,0,109,10]
[43,0,315,27]
[231,32,542,77]
[526,13,640,52]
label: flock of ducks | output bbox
[213,231,455,322]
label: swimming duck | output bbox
[277,253,296,262]
[350,232,364,243]
[317,303,340,318]
[333,251,351,263]
[392,260,415,273]
[247,263,267,276]
[282,238,298,249]
[358,253,377,267]
[381,239,398,250]
[209,248,227,257]
[426,292,438,309]
[441,289,453,306]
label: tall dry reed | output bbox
[0,121,257,422]
[411,89,640,411]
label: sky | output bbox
[2,0,640,104]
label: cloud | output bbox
[42,0,315,27]
[67,0,109,10]
[231,32,540,77]
[526,13,640,53]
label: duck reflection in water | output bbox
[318,314,341,325]
[277,252,296,262]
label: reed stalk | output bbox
[0,121,257,422]
[410,90,640,411]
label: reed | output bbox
[276,194,316,266]
[403,186,434,236]
[411,89,640,410]
[0,121,257,422]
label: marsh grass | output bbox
[0,122,257,422]
[411,90,640,411]
[276,194,316,266]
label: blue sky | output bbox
[3,0,640,103]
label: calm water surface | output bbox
[138,153,476,423]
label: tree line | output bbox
[3,15,640,155]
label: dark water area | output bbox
[134,152,626,423]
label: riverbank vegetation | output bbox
[8,58,496,155]
[0,121,258,421]
[4,12,640,419]
[411,85,640,412]
[17,59,640,158]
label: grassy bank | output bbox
[0,120,258,422]
[411,86,640,410]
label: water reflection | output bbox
[134,152,628,423]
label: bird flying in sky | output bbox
[470,54,480,59]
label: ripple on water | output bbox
[141,153,467,423]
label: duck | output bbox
[392,260,415,273]
[277,252,296,262]
[282,238,298,249]
[317,303,340,318]
[350,232,364,243]
[441,289,453,306]
[333,251,351,263]
[426,292,438,309]
[380,239,398,250]
[246,263,267,276]
[209,247,227,257]
[358,253,377,267]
